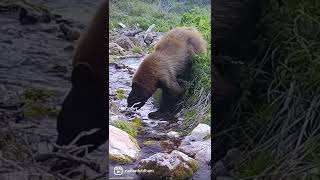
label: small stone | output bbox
[118,22,126,28]
[167,131,179,138]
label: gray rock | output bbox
[115,36,134,51]
[178,123,211,163]
[137,150,198,179]
[188,123,211,141]
[167,131,179,138]
[109,42,125,55]
[109,125,140,163]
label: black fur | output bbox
[55,63,107,156]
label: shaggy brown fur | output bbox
[127,27,207,118]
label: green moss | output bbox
[132,46,142,54]
[116,88,126,100]
[22,87,58,119]
[114,118,142,138]
[143,140,159,146]
[132,117,143,128]
[188,159,199,173]
[23,87,56,102]
[109,155,133,164]
[23,100,49,119]
[171,162,196,180]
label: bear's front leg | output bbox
[148,85,183,120]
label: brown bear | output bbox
[127,27,207,119]
[55,0,108,157]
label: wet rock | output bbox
[137,150,198,179]
[19,5,52,25]
[143,120,169,128]
[141,129,167,139]
[63,44,74,51]
[115,36,134,51]
[59,23,80,41]
[178,123,211,163]
[160,140,175,153]
[188,123,211,141]
[109,42,125,55]
[167,131,179,138]
[114,63,126,69]
[179,140,211,163]
[109,125,140,163]
[39,24,59,33]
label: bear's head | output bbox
[127,81,152,109]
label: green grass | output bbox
[229,0,320,179]
[132,46,142,54]
[22,87,57,119]
[116,88,126,100]
[114,118,143,138]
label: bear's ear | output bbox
[71,63,95,89]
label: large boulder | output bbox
[178,123,211,163]
[109,125,140,164]
[137,150,198,179]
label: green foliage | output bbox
[179,8,211,127]
[231,0,320,179]
[181,7,211,46]
[109,0,181,31]
[116,88,126,100]
[114,118,142,138]
[22,87,57,119]
[132,46,142,54]
[23,87,56,102]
